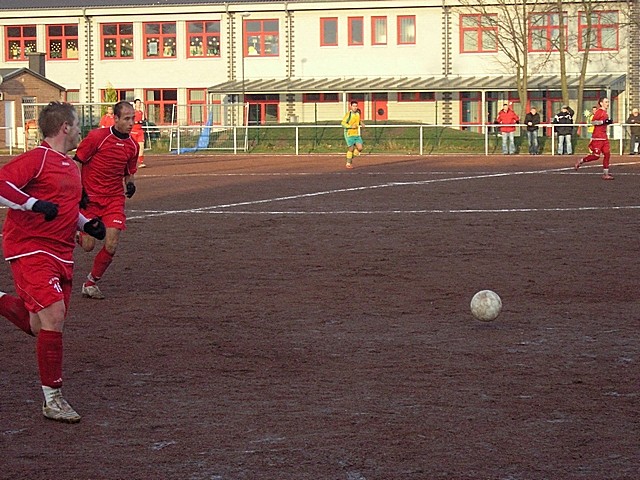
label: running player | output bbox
[0,101,106,423]
[341,101,365,169]
[575,97,614,180]
[75,101,139,299]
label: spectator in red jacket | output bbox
[496,103,520,154]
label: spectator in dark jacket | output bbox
[626,108,640,155]
[553,105,574,155]
[524,106,541,155]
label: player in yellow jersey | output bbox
[341,101,365,169]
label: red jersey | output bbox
[75,127,139,198]
[99,113,115,128]
[131,109,144,134]
[591,108,609,140]
[0,142,82,263]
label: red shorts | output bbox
[10,254,73,313]
[83,195,127,230]
[131,129,145,143]
[588,139,610,155]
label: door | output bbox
[372,93,388,121]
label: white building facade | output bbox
[0,0,637,128]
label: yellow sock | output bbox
[346,151,353,160]
[353,149,360,157]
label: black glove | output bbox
[79,188,89,209]
[604,118,614,125]
[125,182,136,198]
[32,200,58,221]
[83,218,106,240]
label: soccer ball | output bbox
[470,290,502,322]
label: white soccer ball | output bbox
[470,290,502,322]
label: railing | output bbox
[153,122,637,156]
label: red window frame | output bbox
[578,11,619,51]
[528,12,568,52]
[460,91,482,127]
[398,92,435,102]
[320,17,338,47]
[144,88,177,125]
[460,14,498,53]
[348,17,364,46]
[371,16,387,46]
[302,93,340,103]
[244,19,279,57]
[143,22,176,59]
[187,88,208,124]
[5,25,37,61]
[46,24,79,60]
[186,20,221,58]
[101,23,134,59]
[397,15,416,45]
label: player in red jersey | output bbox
[75,101,139,300]
[0,101,106,423]
[575,97,614,180]
[98,105,115,128]
[131,98,146,167]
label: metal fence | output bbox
[158,123,639,156]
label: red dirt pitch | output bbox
[1,153,639,479]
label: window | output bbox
[101,89,134,102]
[145,88,177,124]
[320,18,338,46]
[101,23,133,59]
[144,22,176,58]
[398,92,435,102]
[460,92,482,127]
[529,12,567,52]
[302,93,339,103]
[187,88,209,124]
[245,19,279,57]
[47,25,79,60]
[65,90,80,103]
[6,25,37,61]
[372,16,387,45]
[187,21,220,57]
[460,14,497,53]
[579,11,618,51]
[348,17,364,46]
[397,15,416,45]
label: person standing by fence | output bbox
[553,105,574,155]
[524,106,540,155]
[131,99,146,168]
[495,103,519,155]
[626,107,640,155]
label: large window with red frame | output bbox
[371,16,387,45]
[244,19,279,57]
[101,23,133,59]
[398,92,435,102]
[187,21,220,57]
[320,18,338,46]
[6,25,36,61]
[144,22,176,58]
[47,25,79,60]
[145,89,177,125]
[348,17,364,46]
[187,89,209,125]
[302,93,339,103]
[579,11,619,51]
[461,91,481,130]
[397,16,416,45]
[529,12,567,52]
[460,14,498,53]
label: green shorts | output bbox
[345,135,363,147]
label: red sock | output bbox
[90,246,114,282]
[37,329,63,388]
[0,294,33,336]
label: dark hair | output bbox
[114,100,133,117]
[38,101,76,138]
[598,97,608,106]
[350,101,358,106]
